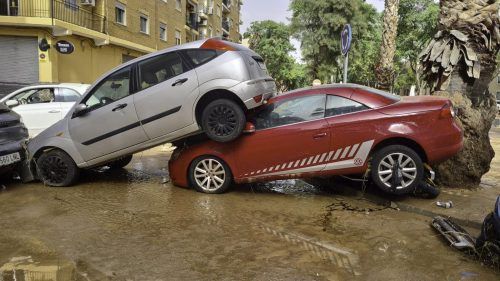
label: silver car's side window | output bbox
[252,95,326,130]
[84,66,131,109]
[138,52,188,90]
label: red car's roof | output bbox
[271,83,401,109]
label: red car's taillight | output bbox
[439,103,456,119]
[200,38,236,51]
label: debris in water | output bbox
[436,201,453,208]
[161,177,170,184]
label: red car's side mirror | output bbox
[243,122,256,134]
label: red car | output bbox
[169,84,463,194]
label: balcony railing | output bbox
[0,0,106,33]
[222,0,231,13]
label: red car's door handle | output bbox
[313,132,328,139]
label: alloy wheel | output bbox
[207,105,237,137]
[40,155,69,185]
[194,158,226,192]
[377,152,417,190]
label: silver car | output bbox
[28,38,276,186]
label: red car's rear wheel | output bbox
[189,156,232,194]
[371,145,423,195]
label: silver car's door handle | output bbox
[48,110,61,113]
[172,78,188,86]
[112,103,128,112]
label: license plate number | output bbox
[0,152,21,167]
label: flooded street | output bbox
[1,133,499,280]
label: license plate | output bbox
[0,152,21,167]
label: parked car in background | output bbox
[0,103,28,176]
[27,38,276,187]
[0,83,90,137]
[169,84,463,195]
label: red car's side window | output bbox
[325,95,369,117]
[251,95,326,130]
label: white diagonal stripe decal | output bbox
[348,143,360,158]
[319,153,327,163]
[340,146,350,159]
[326,151,335,161]
[333,149,342,161]
[313,154,320,164]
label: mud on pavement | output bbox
[1,147,499,281]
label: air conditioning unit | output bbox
[207,7,214,15]
[80,0,95,6]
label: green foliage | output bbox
[244,20,309,92]
[394,0,439,93]
[289,0,381,85]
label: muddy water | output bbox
[1,148,499,280]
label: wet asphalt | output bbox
[0,139,499,280]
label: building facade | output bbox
[0,0,242,94]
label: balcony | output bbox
[222,20,230,37]
[186,12,199,31]
[222,0,231,14]
[0,0,106,33]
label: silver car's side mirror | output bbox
[5,100,19,108]
[72,104,88,118]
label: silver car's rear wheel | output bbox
[201,99,245,143]
[189,156,232,194]
[371,145,423,195]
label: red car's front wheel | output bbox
[189,156,233,194]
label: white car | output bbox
[1,83,90,137]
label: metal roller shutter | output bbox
[0,36,39,85]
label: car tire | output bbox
[201,99,245,143]
[188,155,232,194]
[36,149,80,187]
[370,145,423,195]
[106,155,133,169]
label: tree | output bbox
[290,0,381,85]
[393,0,439,93]
[418,0,499,186]
[244,21,308,92]
[375,0,400,91]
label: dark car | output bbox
[0,103,29,176]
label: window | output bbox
[64,0,78,10]
[11,88,55,104]
[140,15,149,34]
[122,54,137,63]
[84,66,131,110]
[497,75,500,83]
[138,52,188,90]
[57,88,81,102]
[325,95,369,117]
[175,30,181,45]
[182,49,218,67]
[159,23,167,41]
[115,2,126,25]
[175,0,182,11]
[251,95,326,130]
[496,92,500,101]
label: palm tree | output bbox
[419,0,499,186]
[375,0,400,91]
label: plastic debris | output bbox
[436,201,453,208]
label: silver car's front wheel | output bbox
[371,145,423,195]
[189,156,232,194]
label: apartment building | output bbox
[0,0,242,93]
